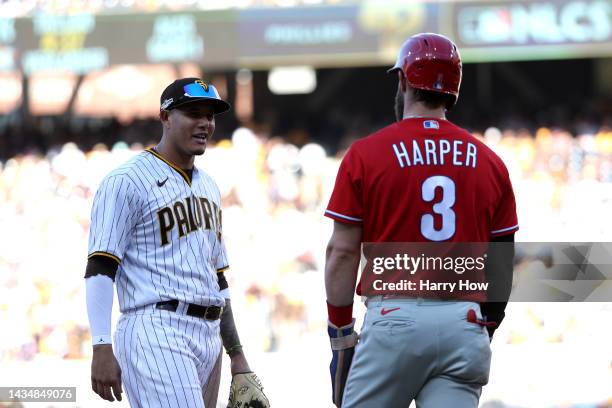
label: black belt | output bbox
[155,299,222,320]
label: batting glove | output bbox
[328,319,359,407]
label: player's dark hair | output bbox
[412,88,456,110]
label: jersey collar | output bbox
[145,147,193,186]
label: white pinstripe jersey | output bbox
[88,148,228,312]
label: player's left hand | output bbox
[227,372,270,408]
[328,319,359,407]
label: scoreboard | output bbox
[0,0,610,75]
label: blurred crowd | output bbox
[0,122,611,366]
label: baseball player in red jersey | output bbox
[325,33,518,407]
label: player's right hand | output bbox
[91,344,123,402]
[328,319,359,407]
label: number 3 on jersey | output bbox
[421,175,455,241]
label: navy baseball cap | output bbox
[160,78,231,114]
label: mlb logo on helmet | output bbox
[423,120,439,129]
[433,73,444,90]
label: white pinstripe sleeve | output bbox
[208,178,229,272]
[214,234,229,272]
[215,233,230,298]
[88,175,140,262]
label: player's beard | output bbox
[394,87,404,122]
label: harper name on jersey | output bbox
[392,139,477,168]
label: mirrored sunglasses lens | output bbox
[183,83,210,97]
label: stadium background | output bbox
[0,0,611,407]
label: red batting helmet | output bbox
[388,33,462,108]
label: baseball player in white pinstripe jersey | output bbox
[85,78,269,408]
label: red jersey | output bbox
[325,118,519,298]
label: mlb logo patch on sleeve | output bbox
[423,120,439,129]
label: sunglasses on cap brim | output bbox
[164,83,230,113]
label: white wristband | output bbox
[92,335,112,345]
